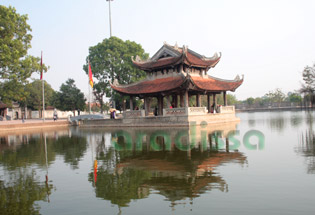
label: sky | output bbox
[2,0,315,100]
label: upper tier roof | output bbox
[132,43,221,71]
[111,75,243,96]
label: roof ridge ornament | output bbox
[234,74,245,81]
[182,45,188,56]
[202,52,222,61]
[174,42,179,51]
[131,55,151,63]
[112,78,119,86]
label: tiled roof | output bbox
[191,76,243,92]
[132,56,183,71]
[184,51,220,68]
[111,75,243,95]
[111,76,186,95]
[132,44,221,71]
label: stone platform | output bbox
[80,112,240,128]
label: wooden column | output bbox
[144,97,151,116]
[207,94,211,113]
[213,94,216,107]
[172,95,178,108]
[223,91,227,106]
[180,93,184,107]
[196,94,201,107]
[129,96,134,110]
[122,99,126,112]
[157,96,164,116]
[184,90,189,108]
[166,95,171,108]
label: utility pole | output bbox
[106,0,113,37]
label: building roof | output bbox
[111,76,185,95]
[132,43,221,71]
[111,75,243,95]
[191,76,243,92]
[0,101,8,109]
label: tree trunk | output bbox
[100,100,104,114]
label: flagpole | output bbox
[88,59,91,115]
[41,51,45,122]
[89,78,91,114]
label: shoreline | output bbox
[0,119,70,133]
[236,106,315,112]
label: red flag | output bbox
[88,61,94,88]
[40,51,43,80]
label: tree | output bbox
[246,97,255,106]
[53,79,86,116]
[83,37,149,113]
[265,88,285,106]
[0,6,48,105]
[24,80,55,110]
[287,92,302,103]
[300,64,315,106]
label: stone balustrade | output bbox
[188,107,207,115]
[219,106,235,113]
[163,107,187,116]
[123,110,142,118]
[124,106,234,118]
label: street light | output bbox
[106,0,113,37]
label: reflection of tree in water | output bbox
[248,119,256,127]
[89,135,247,207]
[0,135,88,170]
[0,169,53,215]
[52,136,87,169]
[0,137,55,171]
[268,115,286,132]
[297,112,315,174]
[290,114,303,128]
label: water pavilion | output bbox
[107,43,243,126]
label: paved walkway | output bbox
[0,118,69,132]
[0,118,67,125]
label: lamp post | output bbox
[106,0,113,37]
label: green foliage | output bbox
[89,168,151,207]
[300,63,315,105]
[246,97,255,106]
[0,170,53,215]
[52,136,87,169]
[287,92,302,103]
[216,93,239,105]
[300,64,315,94]
[53,79,86,115]
[24,80,55,110]
[0,6,48,104]
[83,36,149,112]
[265,88,285,105]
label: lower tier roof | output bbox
[111,75,243,96]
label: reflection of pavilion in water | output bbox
[88,122,247,207]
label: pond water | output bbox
[0,111,315,215]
